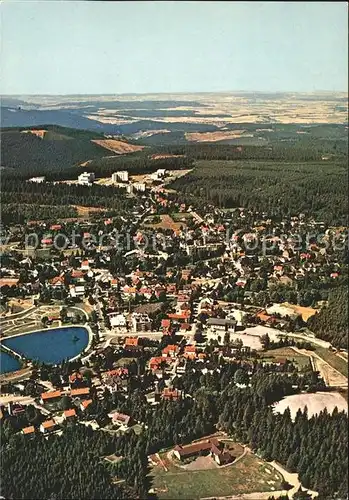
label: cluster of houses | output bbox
[1,171,346,454]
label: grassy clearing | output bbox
[314,347,348,378]
[170,212,193,222]
[260,347,312,369]
[150,452,283,499]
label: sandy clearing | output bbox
[291,347,348,387]
[313,356,348,387]
[150,154,186,160]
[273,392,348,420]
[185,131,252,142]
[91,139,144,154]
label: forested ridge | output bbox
[308,285,349,348]
[170,160,348,225]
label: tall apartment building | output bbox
[111,171,129,183]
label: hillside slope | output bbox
[0,126,140,176]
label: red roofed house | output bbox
[80,399,93,412]
[63,408,77,421]
[22,426,35,437]
[161,319,171,332]
[41,238,53,247]
[40,420,56,434]
[162,345,178,358]
[107,411,131,427]
[184,345,197,359]
[168,312,191,322]
[50,224,62,231]
[70,387,90,399]
[161,388,181,401]
[40,391,62,404]
[174,438,233,465]
[149,357,167,372]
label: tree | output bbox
[234,368,249,385]
[60,395,73,411]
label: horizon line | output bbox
[1,90,348,97]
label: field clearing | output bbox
[273,391,348,420]
[260,347,311,369]
[230,326,282,351]
[313,356,347,388]
[314,346,348,378]
[150,452,283,499]
[170,212,194,222]
[291,347,347,387]
[185,130,253,142]
[71,205,107,216]
[91,139,144,154]
[142,214,185,232]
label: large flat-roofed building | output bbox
[134,182,146,192]
[206,317,237,345]
[78,172,95,185]
[112,171,129,183]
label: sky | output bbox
[1,0,348,94]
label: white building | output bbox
[28,176,45,183]
[109,313,127,328]
[133,182,146,192]
[151,169,167,181]
[112,171,129,183]
[206,318,237,345]
[131,313,152,332]
[78,172,95,185]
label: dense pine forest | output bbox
[170,159,348,225]
[308,285,349,349]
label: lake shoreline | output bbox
[0,324,94,374]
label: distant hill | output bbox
[0,106,121,134]
[0,125,138,176]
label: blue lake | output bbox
[0,351,21,374]
[1,326,90,369]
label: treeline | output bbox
[170,160,348,225]
[1,204,79,226]
[148,141,347,162]
[0,423,145,499]
[308,285,348,349]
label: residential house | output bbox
[70,387,90,399]
[107,411,132,427]
[80,399,93,412]
[40,391,62,405]
[63,409,77,421]
[22,426,35,437]
[40,420,56,434]
[162,344,178,358]
[161,388,181,401]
